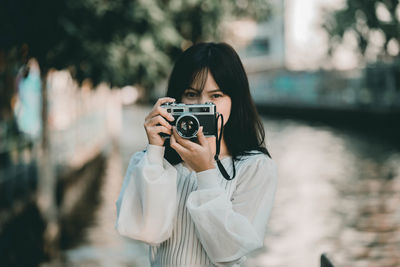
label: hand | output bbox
[144,97,176,146]
[170,126,215,172]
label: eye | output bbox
[212,93,223,99]
[183,91,198,98]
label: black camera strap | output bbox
[214,113,236,180]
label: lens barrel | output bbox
[176,114,199,139]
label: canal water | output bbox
[52,104,400,267]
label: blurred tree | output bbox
[322,0,400,97]
[1,0,270,94]
[323,0,400,59]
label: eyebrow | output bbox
[187,87,222,93]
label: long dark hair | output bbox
[164,42,271,165]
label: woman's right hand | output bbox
[144,97,176,146]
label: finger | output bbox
[145,97,175,120]
[172,127,198,149]
[152,125,172,136]
[157,106,175,122]
[155,97,176,107]
[145,116,169,130]
[147,115,172,129]
[172,126,193,148]
[146,105,175,122]
[170,132,189,154]
[197,126,208,147]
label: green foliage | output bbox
[322,0,400,58]
[0,0,271,90]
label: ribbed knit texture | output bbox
[149,163,238,266]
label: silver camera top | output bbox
[161,102,216,115]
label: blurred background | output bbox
[1,0,400,266]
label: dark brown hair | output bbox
[164,42,271,164]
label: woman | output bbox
[115,42,278,266]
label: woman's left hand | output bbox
[170,126,215,172]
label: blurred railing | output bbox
[46,71,121,175]
[0,69,121,239]
[248,60,400,112]
[0,120,38,226]
[321,254,335,267]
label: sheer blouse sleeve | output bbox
[186,154,278,266]
[115,144,178,245]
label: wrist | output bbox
[149,139,164,147]
[195,162,215,173]
[146,144,165,165]
[196,168,220,189]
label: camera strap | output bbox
[214,113,236,180]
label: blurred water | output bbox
[53,105,400,267]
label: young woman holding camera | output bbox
[115,42,278,266]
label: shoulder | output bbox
[129,149,146,163]
[235,151,278,186]
[237,151,276,170]
[126,149,147,171]
[128,145,165,166]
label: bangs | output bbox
[167,42,235,101]
[189,67,209,92]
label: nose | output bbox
[199,95,210,104]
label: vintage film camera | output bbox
[160,102,217,139]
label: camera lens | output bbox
[176,114,199,139]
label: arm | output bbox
[186,155,278,266]
[115,144,178,245]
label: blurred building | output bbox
[226,0,285,72]
[226,0,400,114]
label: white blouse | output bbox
[115,144,278,267]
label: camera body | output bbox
[160,102,217,139]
